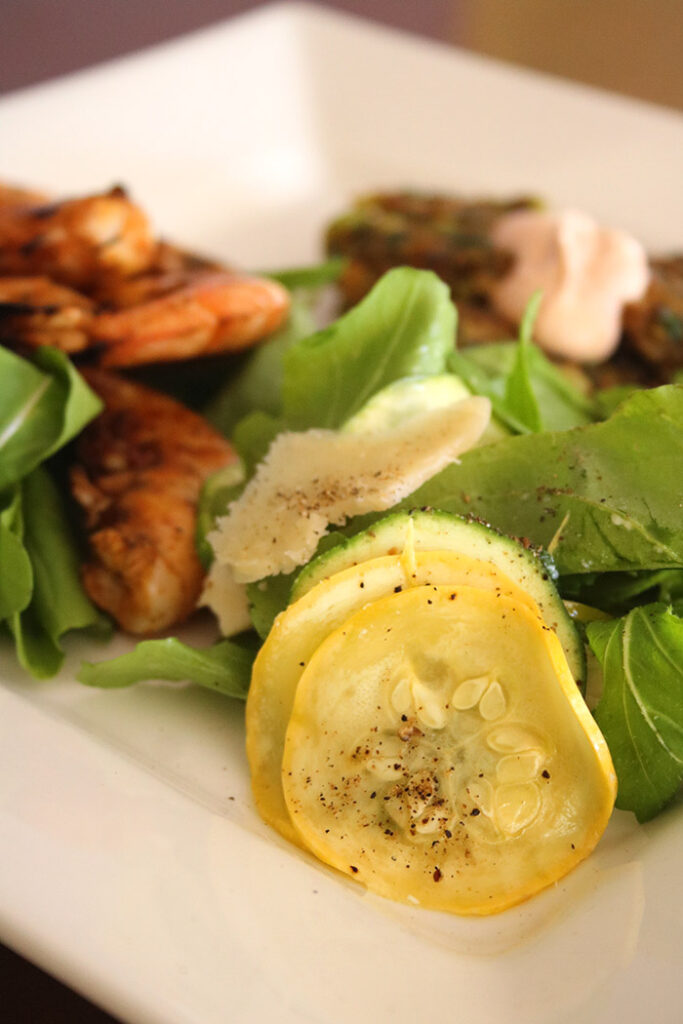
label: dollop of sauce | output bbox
[490,208,650,362]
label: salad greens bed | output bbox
[2,266,682,824]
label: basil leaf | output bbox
[589,604,683,821]
[405,385,683,576]
[78,636,255,700]
[283,268,455,430]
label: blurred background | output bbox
[1,0,681,108]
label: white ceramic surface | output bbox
[1,5,682,1023]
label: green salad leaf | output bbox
[36,347,102,453]
[246,530,347,639]
[561,568,683,614]
[246,574,295,641]
[502,291,544,432]
[232,411,284,476]
[9,468,110,678]
[589,604,683,821]
[0,488,32,619]
[78,636,256,699]
[0,351,106,678]
[196,462,246,569]
[449,333,597,434]
[594,384,641,419]
[404,385,683,577]
[261,257,347,291]
[205,295,318,436]
[282,268,456,430]
[0,347,101,491]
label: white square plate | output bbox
[1,5,682,1023]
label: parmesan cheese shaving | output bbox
[198,561,251,637]
[209,396,490,583]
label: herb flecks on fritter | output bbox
[327,190,682,385]
[622,256,683,382]
[326,191,539,345]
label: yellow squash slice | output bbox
[247,550,548,844]
[281,585,616,915]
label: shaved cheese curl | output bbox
[210,396,490,583]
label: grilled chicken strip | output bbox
[71,369,238,634]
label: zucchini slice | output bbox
[248,548,568,843]
[282,585,616,914]
[291,510,585,686]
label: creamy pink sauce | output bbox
[490,208,650,362]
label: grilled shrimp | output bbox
[91,270,290,367]
[90,240,222,308]
[0,183,50,211]
[71,369,238,634]
[0,268,289,366]
[0,185,156,289]
[0,276,94,353]
[0,179,290,364]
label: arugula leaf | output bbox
[449,347,528,434]
[594,384,640,419]
[232,411,284,476]
[404,385,683,577]
[0,488,32,619]
[196,462,246,569]
[34,347,102,454]
[449,336,597,434]
[9,467,109,678]
[77,636,255,699]
[245,530,347,638]
[261,257,346,291]
[589,604,683,821]
[503,291,543,432]
[282,268,455,430]
[0,347,101,490]
[0,349,64,489]
[561,568,683,613]
[246,574,295,640]
[205,296,317,436]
